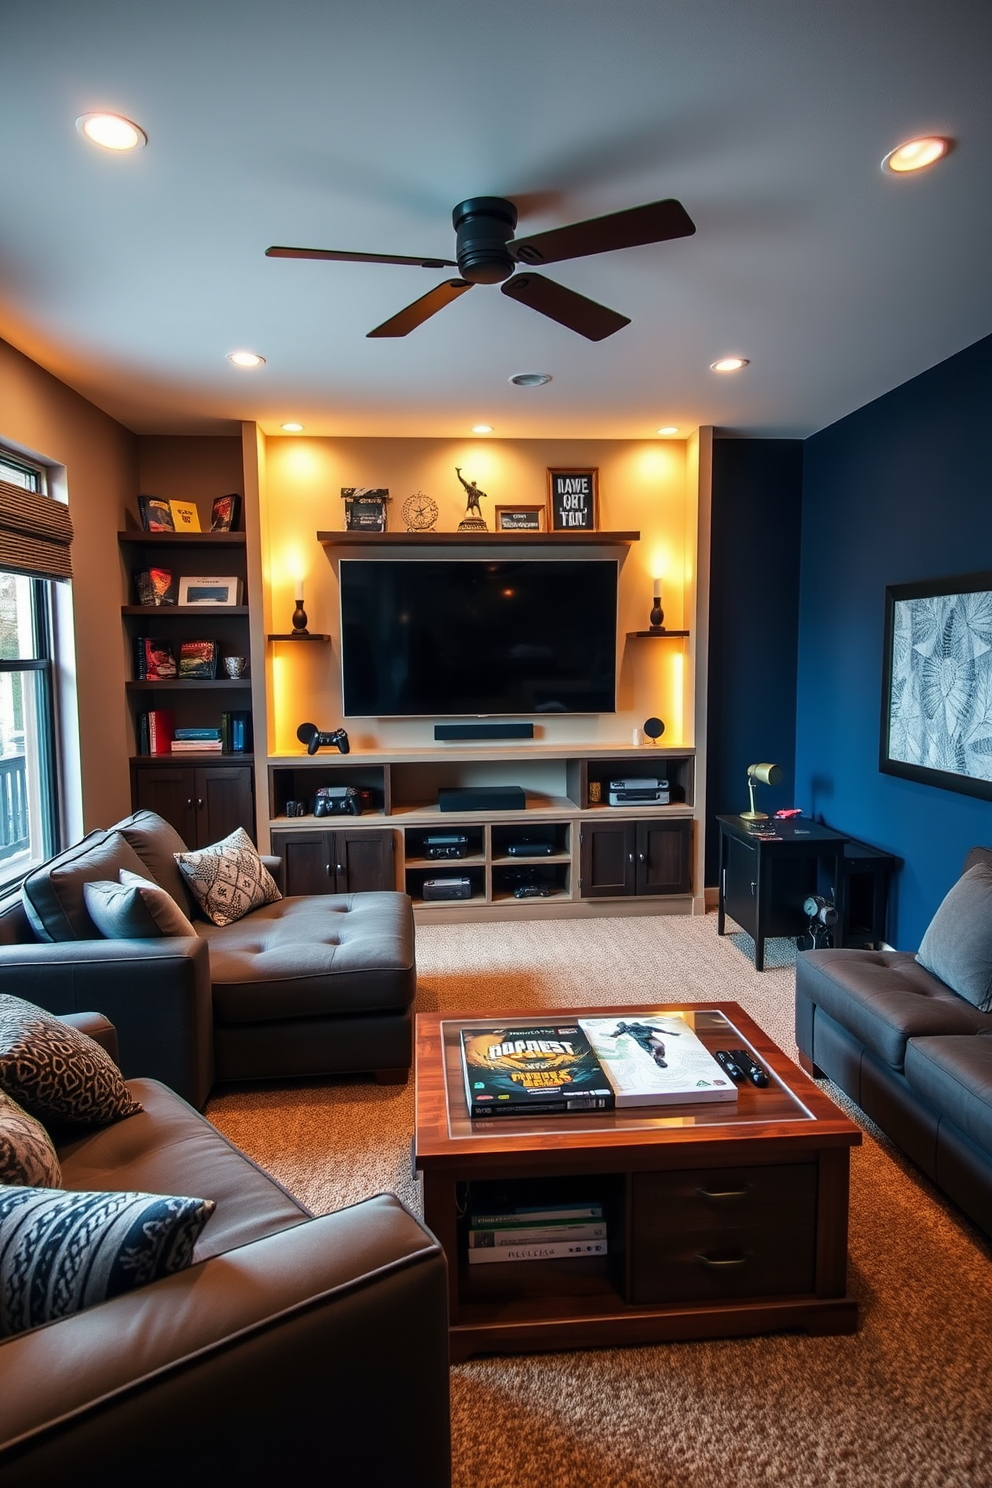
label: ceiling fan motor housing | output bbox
[452,197,518,284]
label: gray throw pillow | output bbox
[21,830,152,941]
[0,995,142,1127]
[175,827,282,927]
[83,870,197,940]
[0,1185,214,1337]
[916,859,992,1010]
[0,1089,61,1188]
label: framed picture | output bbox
[137,637,177,680]
[880,569,992,801]
[342,486,390,532]
[177,575,243,605]
[178,640,218,679]
[137,494,174,532]
[169,500,201,532]
[211,493,241,531]
[547,468,598,531]
[495,504,546,532]
[135,568,176,606]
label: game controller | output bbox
[297,722,351,755]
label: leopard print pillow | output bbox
[0,996,142,1127]
[0,1089,61,1187]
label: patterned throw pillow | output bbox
[83,869,197,940]
[0,1185,215,1338]
[0,1089,61,1187]
[174,827,282,927]
[0,995,142,1127]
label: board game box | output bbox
[578,1013,737,1108]
[459,1023,615,1119]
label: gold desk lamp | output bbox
[740,762,784,822]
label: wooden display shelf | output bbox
[130,753,255,765]
[123,605,249,616]
[125,679,251,691]
[317,530,640,548]
[267,632,331,641]
[626,629,690,638]
[118,530,246,546]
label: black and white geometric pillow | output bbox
[0,995,142,1127]
[0,1185,215,1337]
[0,1090,61,1187]
[174,826,282,927]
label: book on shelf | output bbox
[469,1202,604,1227]
[134,567,175,605]
[137,494,174,532]
[220,710,252,753]
[468,1219,607,1247]
[467,1237,608,1264]
[460,1024,614,1119]
[177,640,218,679]
[171,740,223,753]
[577,1013,737,1108]
[144,709,175,755]
[173,727,222,741]
[136,637,177,681]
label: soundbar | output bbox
[438,786,527,812]
[434,722,535,742]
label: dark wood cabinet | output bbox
[579,817,691,898]
[274,827,396,895]
[132,763,254,847]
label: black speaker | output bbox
[438,786,526,812]
[434,722,535,741]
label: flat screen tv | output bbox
[340,558,618,718]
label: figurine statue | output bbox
[455,467,489,531]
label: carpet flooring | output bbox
[207,915,992,1488]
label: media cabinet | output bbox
[267,743,697,922]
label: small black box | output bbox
[507,841,553,856]
[438,786,526,813]
[422,877,473,901]
[434,722,534,742]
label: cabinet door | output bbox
[332,828,396,893]
[194,766,254,846]
[723,834,758,936]
[132,766,197,845]
[635,819,692,895]
[279,831,336,896]
[579,821,635,897]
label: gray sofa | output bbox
[0,811,416,1109]
[0,1012,450,1487]
[796,847,992,1240]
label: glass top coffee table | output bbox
[414,1001,861,1361]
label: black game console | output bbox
[438,786,526,813]
[422,877,472,901]
[424,833,469,860]
[507,841,553,856]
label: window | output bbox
[0,453,59,884]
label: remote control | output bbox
[714,1049,746,1082]
[728,1049,769,1087]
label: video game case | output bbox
[460,1023,614,1119]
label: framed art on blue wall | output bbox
[880,569,992,801]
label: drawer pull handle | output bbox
[696,1252,747,1269]
[697,1187,749,1200]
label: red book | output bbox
[147,709,175,755]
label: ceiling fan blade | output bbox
[367,279,473,338]
[501,273,629,341]
[266,246,458,269]
[509,199,695,267]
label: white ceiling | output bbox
[1,0,990,440]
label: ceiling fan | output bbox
[266,195,695,341]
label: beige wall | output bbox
[136,437,243,520]
[0,337,137,833]
[259,434,692,754]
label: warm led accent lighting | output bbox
[711,356,749,373]
[656,426,679,436]
[281,422,304,432]
[471,424,494,434]
[75,113,147,151]
[227,351,265,368]
[882,136,952,174]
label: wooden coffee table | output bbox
[414,1002,861,1360]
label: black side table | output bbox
[717,815,849,972]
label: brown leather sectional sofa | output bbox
[0,1014,451,1486]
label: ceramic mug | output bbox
[223,656,248,678]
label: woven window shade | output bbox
[0,478,74,581]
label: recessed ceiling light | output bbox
[656,426,680,436]
[711,356,749,373]
[227,351,265,369]
[281,422,304,432]
[471,424,494,434]
[509,372,552,387]
[882,136,953,174]
[75,113,147,151]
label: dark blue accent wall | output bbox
[796,333,992,948]
[705,438,804,883]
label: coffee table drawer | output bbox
[630,1223,817,1303]
[633,1162,817,1232]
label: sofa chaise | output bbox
[795,846,992,1239]
[0,810,416,1108]
[0,1011,450,1486]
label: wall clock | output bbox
[403,492,439,532]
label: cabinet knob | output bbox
[186,798,193,808]
[638,852,646,863]
[336,863,344,874]
[325,864,331,876]
[628,852,635,863]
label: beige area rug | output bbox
[207,915,992,1488]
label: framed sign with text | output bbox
[547,468,598,531]
[342,487,390,532]
[495,505,546,532]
